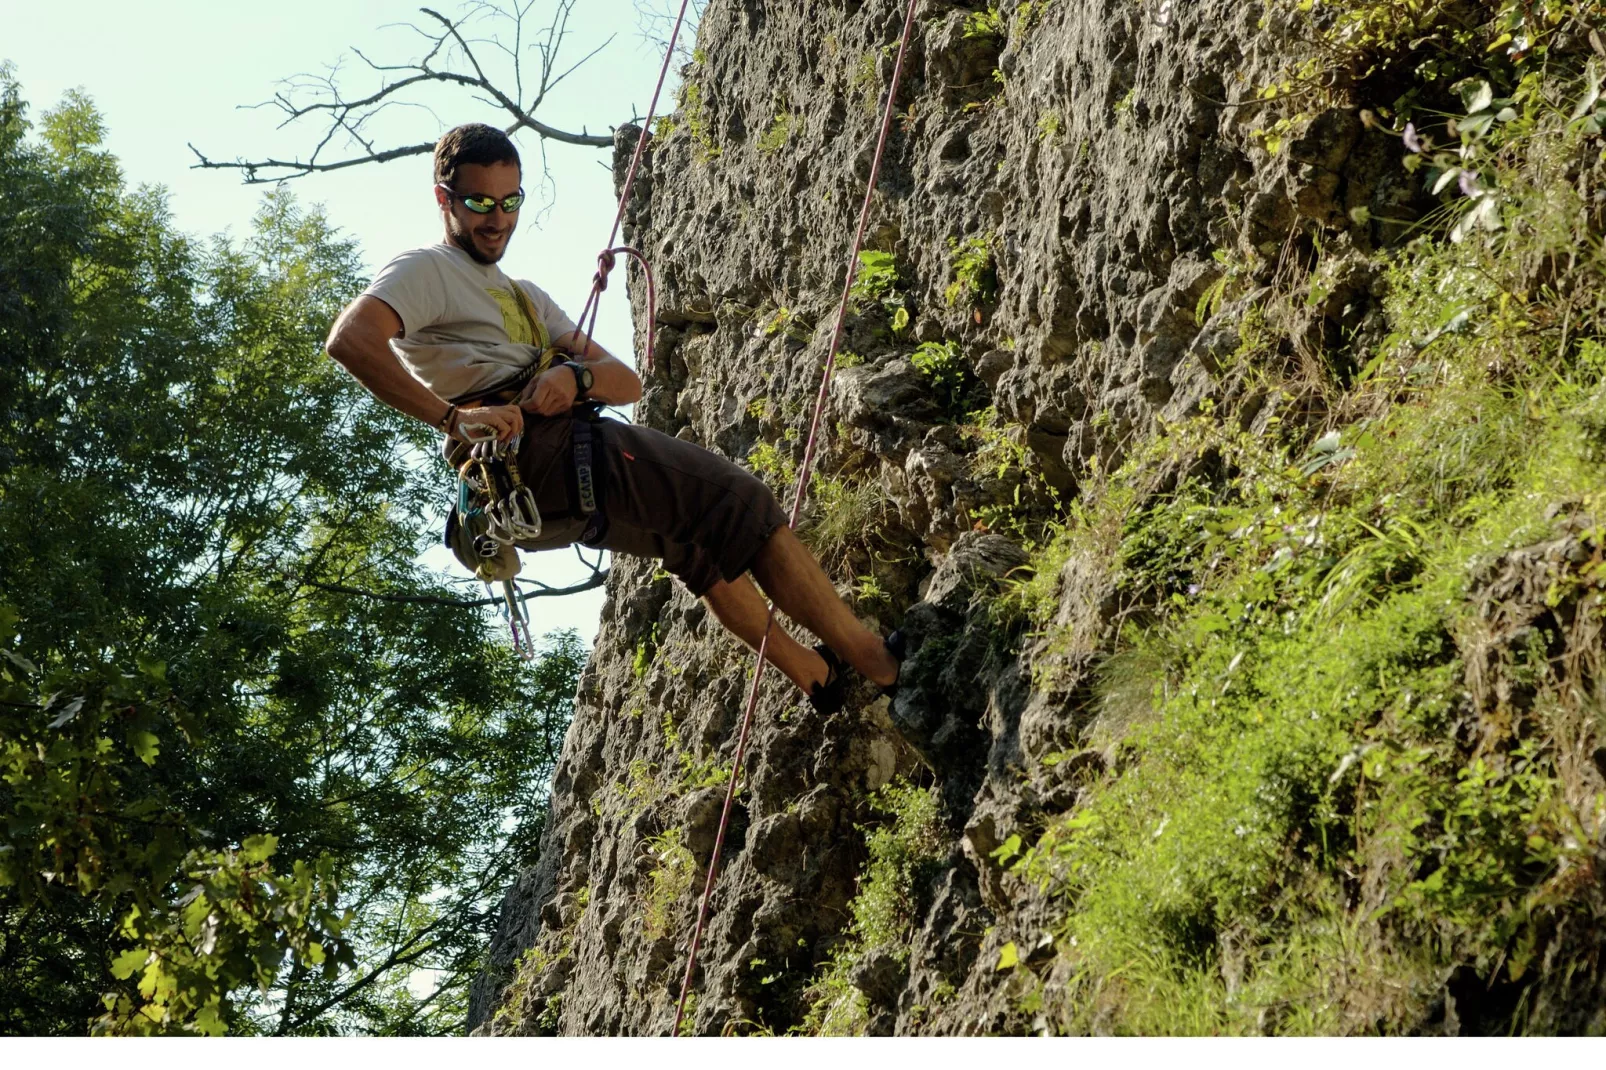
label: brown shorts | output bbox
[451,414,787,597]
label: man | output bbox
[325,123,900,711]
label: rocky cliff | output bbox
[468,0,1606,1035]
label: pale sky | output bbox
[5,0,687,641]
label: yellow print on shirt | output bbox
[486,287,537,345]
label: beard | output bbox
[446,213,505,265]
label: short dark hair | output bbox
[433,123,520,186]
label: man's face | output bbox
[436,160,522,265]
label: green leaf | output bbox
[891,306,910,334]
[996,941,1019,970]
[135,654,166,683]
[1459,79,1493,114]
[129,729,160,765]
[989,833,1023,865]
[110,948,148,980]
[240,834,278,863]
[191,1002,226,1037]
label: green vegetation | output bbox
[1036,108,1063,143]
[1194,247,1252,325]
[679,82,722,161]
[759,304,814,343]
[0,75,583,1035]
[758,111,797,155]
[960,407,1063,545]
[661,709,732,793]
[976,3,1606,1031]
[640,831,696,941]
[800,781,945,1035]
[749,419,890,578]
[850,250,912,334]
[491,885,589,1035]
[850,52,879,115]
[962,7,1004,39]
[1013,0,1056,35]
[747,438,799,492]
[802,475,889,574]
[633,624,661,679]
[944,233,996,309]
[912,340,970,415]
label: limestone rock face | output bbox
[466,0,1405,1036]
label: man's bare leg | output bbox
[702,574,831,692]
[751,525,899,688]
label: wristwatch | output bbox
[563,360,594,399]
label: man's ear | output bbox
[432,183,451,210]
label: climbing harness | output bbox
[438,0,677,658]
[570,412,609,546]
[672,0,926,1036]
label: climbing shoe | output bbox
[808,643,848,716]
[881,630,906,699]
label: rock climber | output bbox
[324,123,901,712]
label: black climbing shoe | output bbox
[881,630,906,699]
[808,643,848,716]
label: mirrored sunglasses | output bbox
[441,185,524,215]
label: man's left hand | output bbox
[519,366,578,416]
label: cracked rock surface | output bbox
[466,0,1413,1036]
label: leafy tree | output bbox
[0,69,581,1035]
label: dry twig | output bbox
[189,1,621,195]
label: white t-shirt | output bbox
[363,242,578,402]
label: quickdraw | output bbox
[456,422,541,659]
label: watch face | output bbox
[579,365,594,391]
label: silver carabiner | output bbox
[501,580,535,661]
[503,485,542,542]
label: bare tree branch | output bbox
[633,0,707,68]
[189,1,622,187]
[301,568,609,608]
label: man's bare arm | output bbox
[553,330,642,404]
[519,329,643,415]
[325,295,522,441]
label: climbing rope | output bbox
[673,0,924,1036]
[569,0,689,371]
[584,245,658,371]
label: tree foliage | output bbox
[0,69,581,1035]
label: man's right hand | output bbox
[451,402,523,443]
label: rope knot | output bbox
[593,248,618,292]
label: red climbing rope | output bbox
[672,0,924,1037]
[570,0,690,371]
[585,245,658,370]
